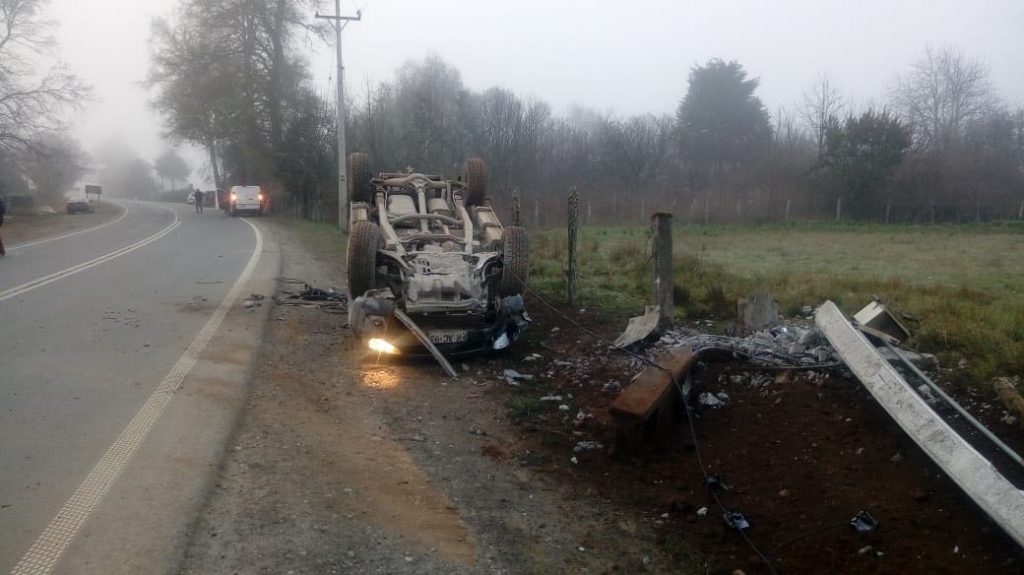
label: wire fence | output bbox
[489,187,1024,230]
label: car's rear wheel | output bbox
[347,221,380,299]
[462,157,487,208]
[348,152,372,205]
[498,225,529,296]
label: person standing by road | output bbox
[0,195,6,257]
[194,189,204,213]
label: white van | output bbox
[228,185,265,216]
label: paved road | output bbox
[0,200,275,574]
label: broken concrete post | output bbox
[735,291,779,337]
[651,212,673,331]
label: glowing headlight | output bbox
[230,192,237,200]
[368,338,399,354]
[257,193,263,200]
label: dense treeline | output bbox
[147,1,1024,225]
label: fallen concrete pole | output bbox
[815,300,1024,549]
[610,348,695,458]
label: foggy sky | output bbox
[47,0,1024,187]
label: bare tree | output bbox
[20,132,89,204]
[0,0,89,152]
[891,46,997,152]
[799,73,844,156]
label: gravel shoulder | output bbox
[179,218,674,574]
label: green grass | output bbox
[282,217,348,265]
[531,221,1024,388]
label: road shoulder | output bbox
[179,217,673,574]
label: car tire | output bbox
[462,157,487,208]
[498,225,529,296]
[348,152,372,205]
[347,221,380,300]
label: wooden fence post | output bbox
[640,199,646,222]
[885,197,892,224]
[512,188,521,226]
[703,195,710,225]
[785,199,791,222]
[1019,199,1023,220]
[835,197,842,222]
[534,199,539,228]
[587,200,592,226]
[568,187,580,308]
[651,212,673,330]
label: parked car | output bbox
[226,185,266,216]
[186,192,195,205]
[66,196,94,214]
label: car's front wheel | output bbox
[347,221,381,299]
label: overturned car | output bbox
[346,154,530,364]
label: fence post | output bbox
[587,200,592,226]
[567,187,580,308]
[885,197,892,224]
[534,199,539,228]
[1019,199,1023,220]
[785,199,791,222]
[651,212,673,331]
[512,188,521,226]
[835,197,842,222]
[640,199,646,222]
[703,195,710,225]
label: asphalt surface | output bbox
[0,201,275,574]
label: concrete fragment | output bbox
[735,291,779,337]
[613,306,661,348]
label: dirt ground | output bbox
[2,201,123,246]
[181,218,1024,574]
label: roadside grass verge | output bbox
[530,222,1024,388]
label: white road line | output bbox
[0,209,180,303]
[9,218,264,575]
[7,201,131,251]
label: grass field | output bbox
[530,221,1024,388]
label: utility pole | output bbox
[316,2,361,232]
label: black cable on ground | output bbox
[522,287,782,575]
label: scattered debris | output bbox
[723,512,750,531]
[573,441,604,453]
[539,395,563,402]
[698,392,727,408]
[502,369,534,385]
[853,299,911,344]
[273,282,347,314]
[696,507,708,517]
[602,380,622,393]
[613,306,662,348]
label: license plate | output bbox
[429,330,469,344]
